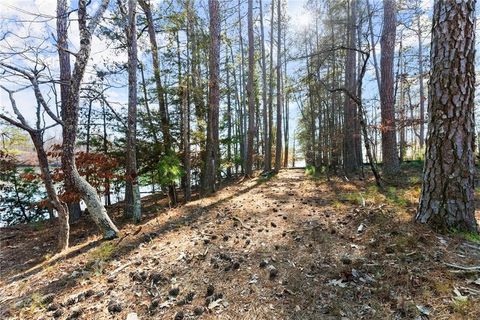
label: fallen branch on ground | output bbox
[444,262,480,272]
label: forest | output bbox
[0,0,479,319]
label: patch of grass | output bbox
[400,160,424,170]
[305,165,329,179]
[29,292,45,310]
[463,232,480,243]
[394,233,418,251]
[451,229,480,244]
[433,280,451,295]
[451,297,471,316]
[408,175,421,185]
[340,192,365,206]
[384,186,408,207]
[332,200,346,209]
[456,231,480,243]
[86,242,116,275]
[90,242,115,261]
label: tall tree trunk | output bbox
[125,0,141,222]
[283,88,289,168]
[85,100,92,155]
[226,53,233,179]
[343,0,358,176]
[328,2,339,173]
[238,0,247,172]
[416,0,478,233]
[138,0,177,206]
[57,0,81,223]
[416,12,425,149]
[183,0,192,201]
[203,0,221,194]
[366,0,381,92]
[58,0,118,239]
[380,0,400,175]
[245,0,255,176]
[267,0,275,172]
[101,100,112,206]
[354,0,362,169]
[399,58,406,163]
[259,0,269,172]
[283,32,289,169]
[274,0,282,172]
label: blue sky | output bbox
[1,0,480,162]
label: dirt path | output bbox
[1,169,479,319]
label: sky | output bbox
[0,0,309,148]
[1,0,479,163]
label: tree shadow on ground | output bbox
[0,176,271,309]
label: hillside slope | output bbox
[1,169,479,319]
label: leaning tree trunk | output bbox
[124,0,141,222]
[203,0,221,194]
[58,0,119,239]
[379,0,400,175]
[0,85,70,251]
[416,0,478,233]
[32,134,70,250]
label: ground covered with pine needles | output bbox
[1,165,480,319]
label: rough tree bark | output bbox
[183,0,193,201]
[57,0,82,223]
[124,0,141,222]
[343,0,358,176]
[58,0,119,239]
[226,53,233,178]
[245,0,255,176]
[203,0,221,194]
[416,10,425,149]
[259,0,269,172]
[283,31,289,169]
[380,0,400,175]
[416,0,478,233]
[267,0,275,173]
[274,0,282,172]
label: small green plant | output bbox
[385,186,408,207]
[305,165,316,177]
[90,242,115,261]
[87,242,116,275]
[451,229,480,243]
[463,232,480,243]
[451,297,470,315]
[25,292,46,311]
[258,172,274,183]
[155,152,184,186]
[341,192,364,206]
